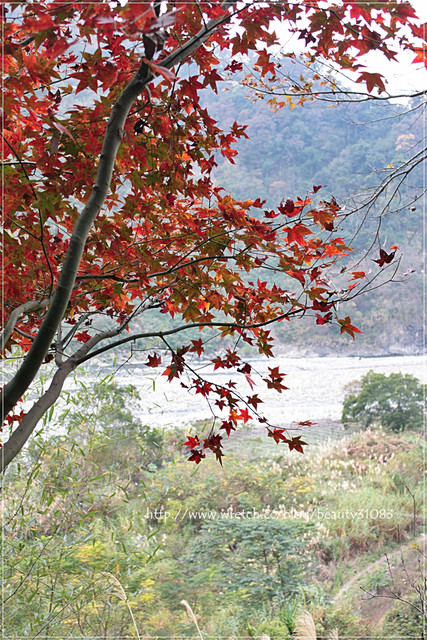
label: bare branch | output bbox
[1,298,51,351]
[74,307,305,366]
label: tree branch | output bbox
[1,359,75,472]
[1,318,134,472]
[74,308,304,366]
[1,298,51,351]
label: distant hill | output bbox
[199,81,424,355]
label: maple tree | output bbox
[2,1,426,472]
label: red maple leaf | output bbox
[256,49,276,77]
[316,312,333,325]
[247,394,263,409]
[312,299,333,312]
[287,270,306,286]
[268,428,288,444]
[350,271,366,280]
[278,198,297,217]
[262,366,289,392]
[413,48,427,67]
[220,420,235,436]
[204,433,222,449]
[288,435,308,454]
[190,338,204,356]
[146,353,162,367]
[286,224,311,246]
[238,362,252,375]
[188,449,206,464]
[338,316,363,340]
[204,434,224,465]
[224,60,244,73]
[183,435,201,449]
[356,71,386,94]
[238,408,252,423]
[4,409,25,426]
[75,330,91,343]
[373,248,396,267]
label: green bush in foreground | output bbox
[382,597,424,638]
[342,371,425,432]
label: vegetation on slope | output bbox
[4,382,425,637]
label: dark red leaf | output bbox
[146,353,162,367]
[278,198,297,217]
[373,248,396,267]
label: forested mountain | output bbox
[201,82,424,355]
[206,85,422,207]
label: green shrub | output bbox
[182,518,312,607]
[363,568,392,593]
[256,617,292,639]
[342,371,425,432]
[382,597,424,637]
[315,604,372,638]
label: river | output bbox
[111,354,426,428]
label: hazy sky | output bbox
[411,0,427,19]
[368,0,426,94]
[273,0,427,95]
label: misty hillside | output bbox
[201,81,424,355]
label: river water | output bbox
[111,354,426,429]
